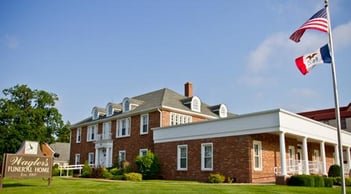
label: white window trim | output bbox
[140,114,149,135]
[201,143,213,171]
[122,98,130,113]
[76,128,81,143]
[170,112,192,126]
[88,152,95,166]
[177,145,188,171]
[253,140,262,171]
[87,124,98,142]
[191,96,201,112]
[116,118,131,138]
[102,122,111,139]
[75,153,80,165]
[118,150,126,162]
[107,104,114,117]
[139,149,148,156]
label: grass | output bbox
[1,177,350,194]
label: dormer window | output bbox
[106,103,115,117]
[219,104,227,118]
[92,107,99,120]
[191,96,201,112]
[122,98,130,112]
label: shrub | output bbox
[208,173,225,183]
[323,177,334,187]
[313,175,324,187]
[124,172,142,181]
[345,178,351,186]
[287,175,317,187]
[81,161,92,178]
[52,164,60,176]
[109,167,120,176]
[328,164,341,177]
[135,151,160,179]
[102,167,113,179]
[91,166,104,178]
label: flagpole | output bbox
[324,1,345,193]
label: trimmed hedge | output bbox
[208,173,225,183]
[328,164,340,177]
[287,175,328,187]
[124,172,142,181]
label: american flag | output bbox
[290,8,328,43]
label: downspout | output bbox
[157,107,163,127]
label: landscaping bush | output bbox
[287,175,317,187]
[135,151,160,179]
[124,172,142,181]
[345,178,351,186]
[323,177,334,187]
[91,166,104,178]
[208,173,225,183]
[328,164,341,177]
[313,175,324,187]
[102,167,113,179]
[81,161,92,178]
[52,164,60,176]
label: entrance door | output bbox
[98,148,107,167]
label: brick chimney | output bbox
[184,82,193,97]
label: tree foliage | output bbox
[56,121,71,143]
[135,150,160,179]
[0,84,64,161]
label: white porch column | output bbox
[279,132,287,176]
[95,148,99,167]
[334,144,340,165]
[302,137,309,174]
[320,141,327,176]
[105,148,110,168]
[346,147,351,173]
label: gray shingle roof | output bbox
[72,87,234,126]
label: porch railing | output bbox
[274,159,351,176]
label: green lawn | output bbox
[1,177,349,194]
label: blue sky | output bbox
[1,0,350,124]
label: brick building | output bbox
[298,103,351,133]
[70,83,351,183]
[153,109,351,183]
[70,82,230,169]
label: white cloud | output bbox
[238,20,351,88]
[333,21,351,49]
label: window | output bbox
[170,113,192,126]
[140,114,149,134]
[102,122,111,139]
[341,118,347,129]
[253,141,262,171]
[191,96,201,112]
[313,150,320,161]
[76,128,81,143]
[219,104,228,118]
[288,146,295,171]
[118,150,126,164]
[117,118,131,137]
[139,149,148,156]
[107,104,114,117]
[92,107,99,120]
[88,152,95,166]
[201,143,213,171]
[75,154,80,165]
[123,98,130,112]
[87,124,98,141]
[177,145,188,170]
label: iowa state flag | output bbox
[295,44,331,75]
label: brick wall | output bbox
[155,135,253,183]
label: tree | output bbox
[0,84,64,162]
[56,121,71,143]
[135,150,160,179]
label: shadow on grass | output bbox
[3,183,33,188]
